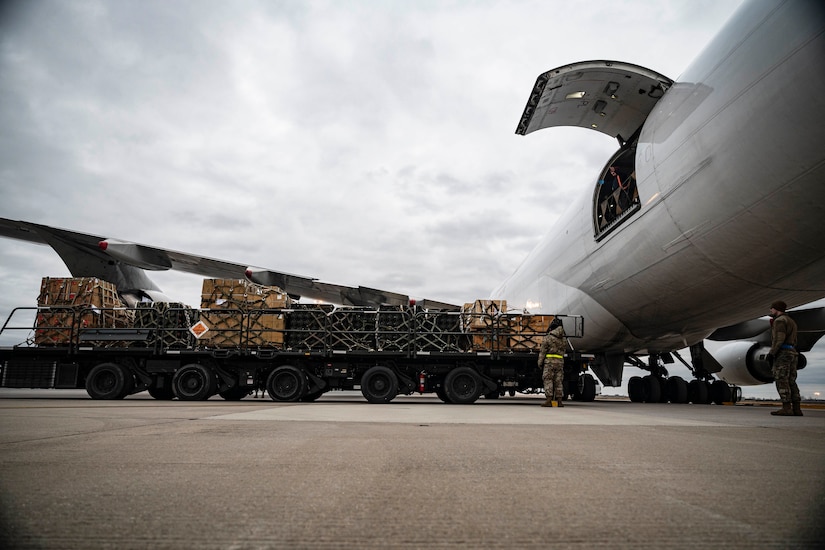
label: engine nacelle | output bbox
[715,341,806,386]
[715,341,773,386]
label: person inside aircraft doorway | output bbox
[539,318,567,407]
[767,300,802,416]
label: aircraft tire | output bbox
[85,362,133,400]
[688,380,710,404]
[665,376,688,403]
[173,363,217,401]
[266,366,306,402]
[444,367,483,405]
[643,375,661,403]
[710,380,732,405]
[360,366,399,404]
[628,376,645,402]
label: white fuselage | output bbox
[495,0,825,354]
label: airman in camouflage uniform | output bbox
[767,300,802,416]
[538,318,566,407]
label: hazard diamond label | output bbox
[189,321,210,339]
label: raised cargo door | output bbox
[515,61,673,143]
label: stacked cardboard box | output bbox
[507,314,554,352]
[199,279,290,348]
[461,300,507,351]
[35,277,134,345]
[461,300,507,330]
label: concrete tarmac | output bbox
[0,390,823,549]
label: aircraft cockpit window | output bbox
[594,147,640,240]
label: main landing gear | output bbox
[626,351,741,405]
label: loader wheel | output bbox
[301,391,324,402]
[360,366,399,404]
[148,376,174,400]
[575,373,597,401]
[86,362,133,400]
[435,384,452,404]
[148,385,175,400]
[266,366,306,402]
[173,364,217,401]
[444,367,483,404]
[219,386,250,401]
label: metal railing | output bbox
[0,305,582,357]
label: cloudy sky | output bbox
[4,0,820,398]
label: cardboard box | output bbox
[199,279,289,348]
[461,300,507,331]
[508,315,554,351]
[201,279,290,310]
[35,277,133,345]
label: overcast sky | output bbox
[4,0,821,398]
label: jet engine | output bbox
[715,341,806,386]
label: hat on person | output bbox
[771,300,787,312]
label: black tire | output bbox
[219,386,250,401]
[643,375,661,403]
[710,380,732,405]
[360,366,399,404]
[86,362,132,400]
[148,382,175,400]
[688,379,710,404]
[628,376,645,402]
[301,391,324,402]
[444,367,483,405]
[435,384,452,403]
[665,376,688,404]
[172,364,217,401]
[576,373,597,402]
[266,366,306,402]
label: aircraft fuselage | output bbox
[496,0,825,354]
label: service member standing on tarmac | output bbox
[767,300,803,416]
[538,318,566,407]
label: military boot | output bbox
[556,397,564,408]
[541,397,554,407]
[792,401,804,416]
[770,402,793,416]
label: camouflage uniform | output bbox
[770,312,800,406]
[538,324,566,402]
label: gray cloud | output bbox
[4,1,777,370]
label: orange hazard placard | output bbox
[189,321,210,339]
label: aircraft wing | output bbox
[0,218,459,310]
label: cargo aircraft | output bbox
[1,0,824,402]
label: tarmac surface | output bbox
[0,390,823,549]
